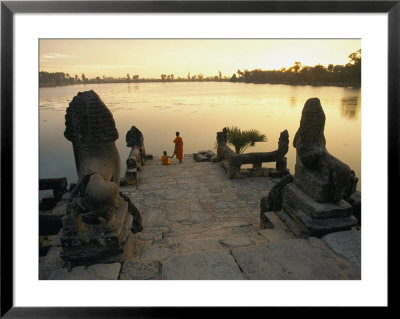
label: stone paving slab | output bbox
[140,245,178,262]
[177,237,224,254]
[162,250,244,280]
[49,263,121,280]
[231,238,360,280]
[321,229,361,276]
[39,247,65,280]
[119,261,162,280]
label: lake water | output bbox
[39,81,361,191]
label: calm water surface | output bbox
[39,82,361,191]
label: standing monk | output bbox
[173,131,184,163]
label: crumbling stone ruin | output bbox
[124,126,146,186]
[260,174,294,228]
[216,128,290,178]
[193,150,217,162]
[61,90,142,263]
[275,98,359,237]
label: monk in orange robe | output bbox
[161,151,171,165]
[173,131,183,163]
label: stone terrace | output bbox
[41,155,361,280]
[119,155,360,280]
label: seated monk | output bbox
[161,151,171,165]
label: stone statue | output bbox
[126,126,144,149]
[277,98,358,237]
[293,98,358,203]
[124,126,146,186]
[61,90,141,263]
[64,90,121,222]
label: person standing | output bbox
[173,131,183,163]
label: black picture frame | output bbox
[1,1,395,317]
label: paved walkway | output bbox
[117,156,360,280]
[40,155,361,280]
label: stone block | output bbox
[141,209,166,227]
[194,154,209,162]
[191,211,212,224]
[269,169,290,178]
[49,263,121,280]
[257,228,293,242]
[210,155,220,162]
[231,238,360,280]
[162,250,244,280]
[119,261,162,280]
[282,198,357,238]
[178,238,223,254]
[347,191,361,224]
[322,229,361,276]
[140,245,176,262]
[60,199,134,263]
[39,247,65,280]
[283,183,352,219]
[219,235,253,248]
[294,166,332,202]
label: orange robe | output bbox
[161,155,171,165]
[173,136,183,160]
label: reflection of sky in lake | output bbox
[39,82,361,191]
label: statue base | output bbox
[281,183,357,237]
[60,197,134,264]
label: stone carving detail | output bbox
[61,90,142,263]
[217,128,290,178]
[278,98,358,237]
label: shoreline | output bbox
[39,80,360,89]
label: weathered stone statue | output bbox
[124,126,146,186]
[61,90,142,263]
[126,125,144,149]
[278,98,358,237]
[293,98,358,202]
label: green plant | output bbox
[225,126,267,154]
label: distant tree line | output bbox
[39,50,360,87]
[39,72,142,87]
[160,70,227,82]
[229,50,361,86]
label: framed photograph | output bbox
[1,0,395,316]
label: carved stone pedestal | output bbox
[281,183,357,237]
[60,197,133,264]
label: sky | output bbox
[40,39,361,79]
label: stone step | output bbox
[275,209,310,238]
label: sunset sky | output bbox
[40,39,361,79]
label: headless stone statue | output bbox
[61,90,141,263]
[293,98,358,203]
